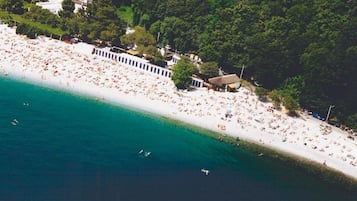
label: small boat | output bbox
[144,151,151,157]
[258,153,264,157]
[11,119,19,126]
[138,149,144,154]
[201,168,210,175]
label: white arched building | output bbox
[92,48,204,88]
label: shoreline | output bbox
[1,24,356,182]
[3,76,357,187]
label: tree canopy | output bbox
[120,26,155,48]
[200,62,219,78]
[0,0,24,14]
[58,0,75,19]
[75,0,125,42]
[171,58,198,89]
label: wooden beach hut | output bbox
[208,74,241,92]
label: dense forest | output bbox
[0,0,356,129]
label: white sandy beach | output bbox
[1,24,356,180]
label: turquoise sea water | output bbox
[0,77,356,201]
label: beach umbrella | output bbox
[226,108,232,114]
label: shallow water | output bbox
[0,77,356,201]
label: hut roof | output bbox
[208,74,240,87]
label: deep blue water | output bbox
[0,77,356,201]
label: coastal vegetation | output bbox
[74,0,125,43]
[1,0,125,41]
[0,10,67,37]
[0,0,355,129]
[121,27,153,54]
[58,0,74,19]
[199,61,220,78]
[0,0,24,14]
[172,58,198,90]
[120,26,165,65]
[116,5,133,25]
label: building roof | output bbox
[208,74,240,87]
[126,49,140,56]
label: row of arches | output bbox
[92,48,204,88]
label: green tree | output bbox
[255,87,268,102]
[23,5,61,28]
[139,45,165,66]
[159,17,191,51]
[245,16,292,89]
[267,76,302,114]
[171,58,197,89]
[282,95,299,116]
[120,26,156,55]
[77,0,125,42]
[16,23,42,39]
[346,113,357,130]
[0,0,24,14]
[58,0,75,19]
[198,44,220,62]
[269,90,282,110]
[100,23,119,41]
[112,0,131,6]
[66,17,79,34]
[200,62,219,78]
